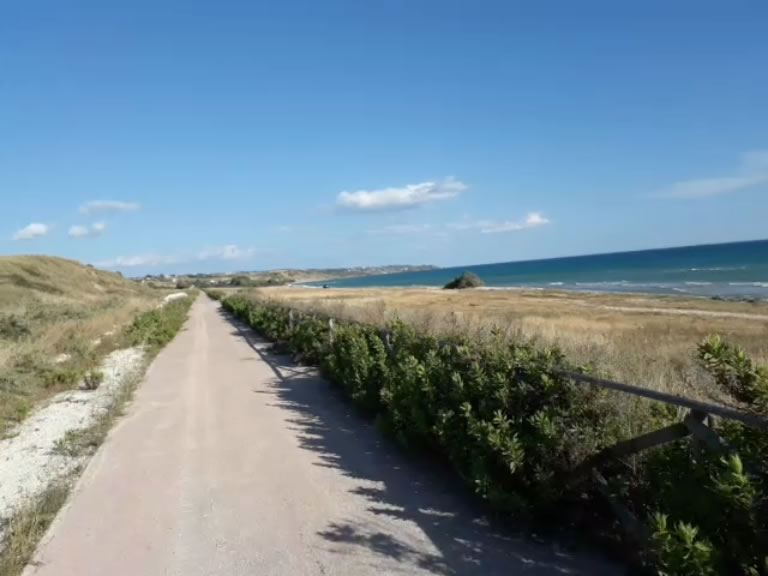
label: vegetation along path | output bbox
[23,297,617,576]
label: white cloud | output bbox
[654,150,768,199]
[98,254,180,268]
[337,177,467,212]
[12,223,49,240]
[68,222,106,238]
[369,224,433,235]
[444,213,551,234]
[657,176,761,199]
[99,244,259,269]
[68,225,89,238]
[197,244,257,261]
[447,218,496,231]
[480,212,551,234]
[368,213,551,236]
[79,200,141,215]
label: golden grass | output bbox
[0,482,70,576]
[0,255,142,302]
[0,256,163,433]
[254,286,768,401]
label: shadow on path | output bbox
[218,307,618,575]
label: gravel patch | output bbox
[0,347,145,539]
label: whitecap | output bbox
[689,266,748,272]
[728,282,768,288]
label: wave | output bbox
[688,266,749,272]
[479,286,545,292]
[522,280,768,299]
[574,281,631,286]
[728,282,768,288]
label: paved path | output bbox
[25,297,618,576]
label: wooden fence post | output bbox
[384,331,393,358]
[288,310,294,332]
[377,329,394,358]
[328,318,335,344]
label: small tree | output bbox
[83,370,104,391]
[443,271,485,290]
[229,275,253,287]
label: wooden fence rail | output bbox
[562,371,768,430]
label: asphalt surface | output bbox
[25,297,619,575]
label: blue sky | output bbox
[2,1,767,275]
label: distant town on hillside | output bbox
[136,265,437,289]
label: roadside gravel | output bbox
[0,348,145,542]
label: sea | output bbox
[307,239,768,299]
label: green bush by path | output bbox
[125,296,193,353]
[323,322,389,414]
[217,292,767,575]
[205,289,226,301]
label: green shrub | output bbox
[229,275,254,287]
[41,367,81,390]
[83,370,104,390]
[698,335,768,414]
[206,289,226,301]
[125,297,192,351]
[650,512,717,576]
[635,337,768,575]
[443,271,485,289]
[0,314,30,340]
[289,315,330,364]
[323,323,389,414]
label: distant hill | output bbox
[0,255,152,307]
[143,265,439,287]
[269,265,439,283]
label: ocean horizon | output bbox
[307,239,768,299]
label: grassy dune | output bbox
[0,256,163,433]
[251,286,768,402]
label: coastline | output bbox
[298,239,768,299]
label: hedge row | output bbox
[214,292,767,575]
[125,295,194,352]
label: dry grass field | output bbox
[0,256,164,434]
[251,286,768,402]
